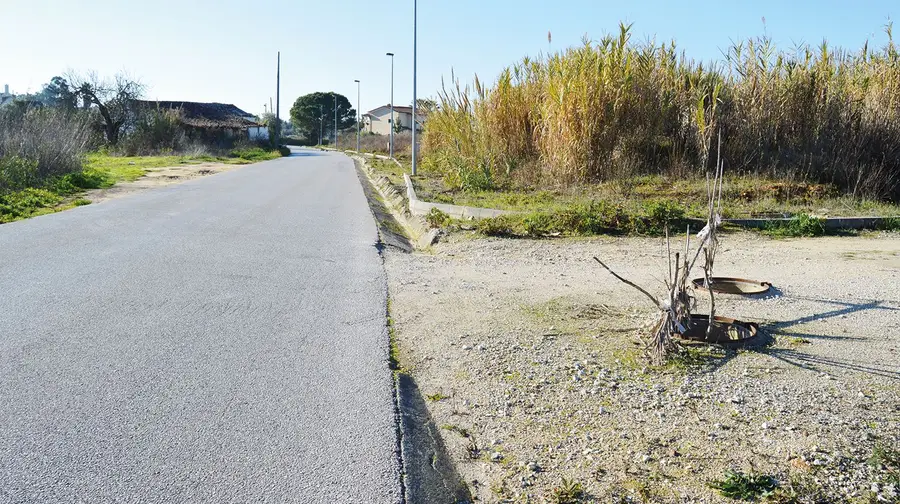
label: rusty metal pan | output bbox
[691,277,772,295]
[679,315,760,346]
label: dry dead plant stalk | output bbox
[594,133,726,363]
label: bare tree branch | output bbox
[593,257,661,308]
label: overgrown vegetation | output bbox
[423,23,900,202]
[472,199,687,237]
[709,470,779,500]
[761,213,828,237]
[0,97,287,224]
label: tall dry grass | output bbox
[0,106,95,192]
[422,23,900,200]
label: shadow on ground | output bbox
[396,373,473,504]
[756,295,900,380]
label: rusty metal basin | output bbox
[692,277,772,295]
[680,315,760,346]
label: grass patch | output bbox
[229,147,285,162]
[709,470,778,500]
[473,199,687,237]
[761,213,828,237]
[0,150,287,224]
[425,392,450,402]
[551,477,586,504]
[394,168,900,237]
[0,188,63,223]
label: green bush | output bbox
[425,208,451,228]
[474,215,517,236]
[0,107,92,186]
[521,212,553,236]
[709,470,778,500]
[120,108,186,156]
[634,199,687,234]
[278,145,292,157]
[763,213,827,237]
[0,156,40,193]
[230,147,280,162]
[0,188,63,222]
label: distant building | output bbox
[133,101,267,140]
[362,104,426,135]
[0,84,15,107]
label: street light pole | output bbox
[411,0,418,175]
[386,52,395,159]
[354,79,361,152]
[276,51,281,146]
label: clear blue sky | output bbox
[2,0,895,118]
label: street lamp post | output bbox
[386,52,395,159]
[354,79,361,152]
[411,0,418,175]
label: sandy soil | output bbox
[384,232,900,503]
[83,162,242,204]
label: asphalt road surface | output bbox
[0,150,402,503]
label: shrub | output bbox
[709,470,778,500]
[474,215,517,236]
[0,188,63,222]
[0,156,40,193]
[0,106,93,192]
[425,208,451,228]
[522,212,553,236]
[119,107,186,156]
[763,213,827,237]
[278,145,292,157]
[638,200,687,234]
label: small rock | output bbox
[640,454,652,463]
[526,461,541,473]
[490,452,503,462]
[762,422,772,430]
[730,396,744,404]
[462,345,473,351]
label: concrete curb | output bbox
[712,216,898,230]
[352,155,438,250]
[403,174,509,220]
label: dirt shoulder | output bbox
[82,162,244,204]
[385,232,900,503]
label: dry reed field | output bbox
[422,24,900,203]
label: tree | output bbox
[260,112,290,143]
[36,77,77,109]
[289,92,355,140]
[414,97,438,115]
[68,71,145,145]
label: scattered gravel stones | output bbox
[385,233,900,503]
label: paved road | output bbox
[0,150,401,503]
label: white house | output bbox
[362,104,425,135]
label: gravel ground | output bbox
[384,231,900,503]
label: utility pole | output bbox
[354,79,361,152]
[275,51,281,145]
[412,0,418,175]
[334,94,338,147]
[386,52,395,158]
